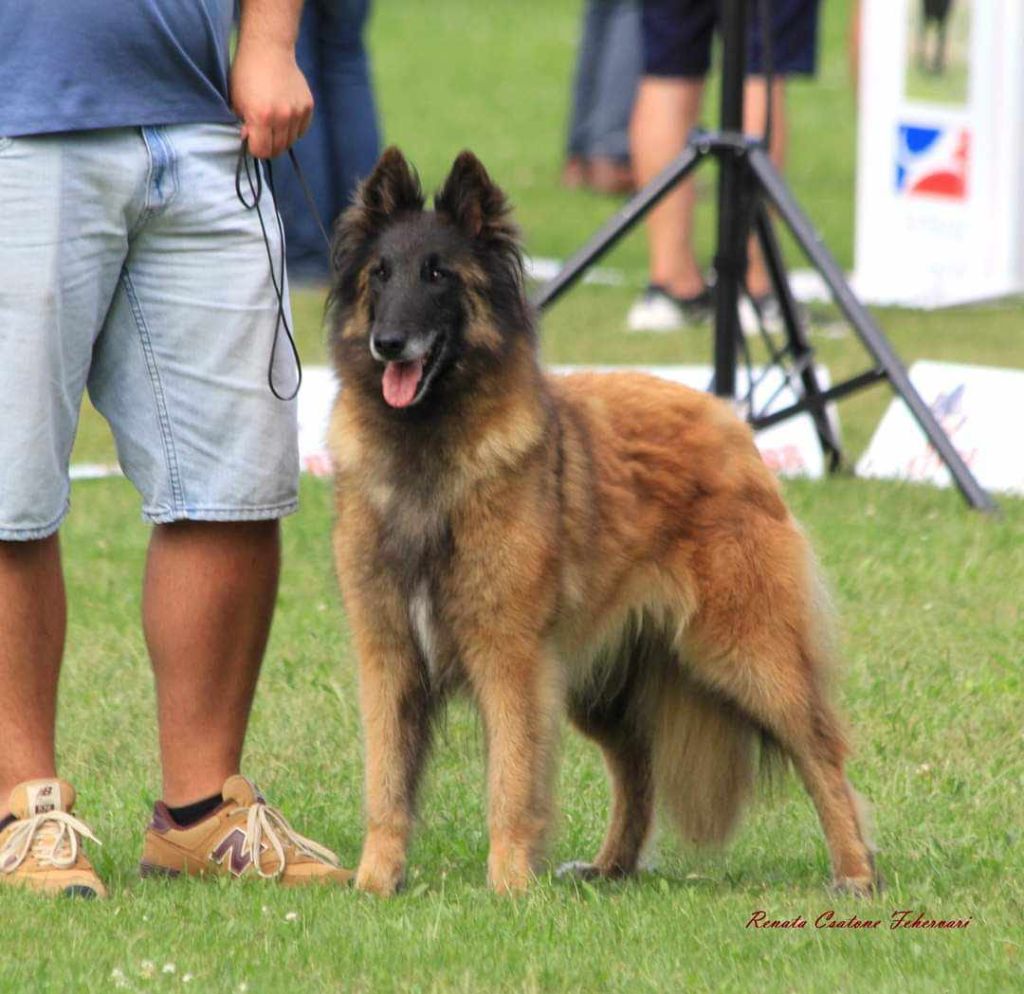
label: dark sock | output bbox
[166,793,223,827]
[0,813,16,833]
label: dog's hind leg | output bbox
[680,521,879,894]
[777,698,877,895]
[691,643,877,894]
[788,715,877,895]
[560,718,653,880]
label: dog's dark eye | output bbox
[422,259,446,284]
[372,260,390,283]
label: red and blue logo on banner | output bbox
[894,124,970,200]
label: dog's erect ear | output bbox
[330,148,423,301]
[354,146,425,223]
[433,151,528,332]
[434,151,514,241]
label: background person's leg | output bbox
[273,1,334,283]
[743,0,820,299]
[743,75,787,298]
[631,0,714,299]
[564,0,606,182]
[319,0,381,217]
[630,76,705,297]
[587,0,642,193]
[143,521,280,807]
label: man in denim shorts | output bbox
[626,0,821,333]
[0,1,351,896]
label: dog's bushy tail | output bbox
[652,674,759,845]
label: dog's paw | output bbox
[354,860,404,897]
[488,864,533,896]
[487,845,534,895]
[832,852,884,898]
[489,874,532,896]
[831,873,882,898]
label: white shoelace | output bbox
[243,802,340,880]
[0,811,101,873]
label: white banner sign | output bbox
[857,360,1024,495]
[854,0,1024,306]
[296,365,338,477]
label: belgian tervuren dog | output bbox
[328,148,878,897]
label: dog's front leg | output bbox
[469,643,562,894]
[348,600,432,897]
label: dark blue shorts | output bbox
[642,0,821,78]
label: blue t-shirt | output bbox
[0,1,236,136]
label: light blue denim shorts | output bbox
[0,124,300,539]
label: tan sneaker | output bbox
[139,775,352,887]
[0,779,107,899]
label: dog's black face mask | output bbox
[367,217,466,410]
[329,147,531,416]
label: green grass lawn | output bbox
[7,1,1023,992]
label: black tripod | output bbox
[534,0,996,513]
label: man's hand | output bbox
[230,0,313,159]
[230,42,313,159]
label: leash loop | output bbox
[235,140,302,402]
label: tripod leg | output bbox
[753,206,844,471]
[748,147,997,513]
[711,153,748,400]
[533,143,709,311]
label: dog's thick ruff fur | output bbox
[328,147,878,897]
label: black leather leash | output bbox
[234,143,332,401]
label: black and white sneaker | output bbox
[626,285,713,332]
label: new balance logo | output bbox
[210,829,267,876]
[28,783,57,814]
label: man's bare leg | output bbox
[744,75,787,298]
[143,520,280,807]
[0,536,65,819]
[630,76,706,298]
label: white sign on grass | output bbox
[69,463,121,481]
[294,364,837,481]
[296,365,339,477]
[856,360,1024,496]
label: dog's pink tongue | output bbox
[382,359,425,408]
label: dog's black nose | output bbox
[372,331,407,360]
